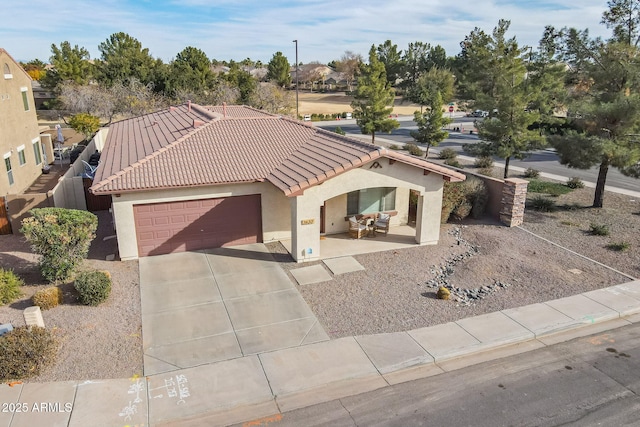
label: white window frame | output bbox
[4,152,13,186]
[3,63,12,79]
[20,87,29,111]
[32,137,42,165]
[17,144,26,166]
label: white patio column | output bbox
[290,195,321,262]
[414,186,443,245]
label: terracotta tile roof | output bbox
[91,103,465,195]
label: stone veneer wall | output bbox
[500,178,529,227]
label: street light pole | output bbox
[293,39,299,119]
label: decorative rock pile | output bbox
[424,227,512,306]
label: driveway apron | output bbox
[139,243,328,375]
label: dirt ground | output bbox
[298,92,442,116]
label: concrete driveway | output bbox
[139,243,328,375]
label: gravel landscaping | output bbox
[0,181,637,381]
[268,185,639,338]
[0,211,142,382]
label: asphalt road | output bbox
[316,117,640,193]
[252,322,640,426]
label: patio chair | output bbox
[373,212,391,236]
[348,216,368,239]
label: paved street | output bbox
[253,321,640,427]
[316,117,639,193]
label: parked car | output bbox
[471,110,489,118]
[303,115,311,121]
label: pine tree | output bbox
[351,46,399,144]
[266,52,291,88]
[410,92,452,158]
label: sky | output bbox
[1,0,613,65]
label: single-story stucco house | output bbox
[90,102,465,262]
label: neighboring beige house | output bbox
[90,102,465,262]
[0,48,52,196]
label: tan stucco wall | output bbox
[112,181,290,260]
[0,51,42,195]
[291,158,446,262]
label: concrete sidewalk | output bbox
[3,280,640,426]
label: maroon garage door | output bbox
[133,195,262,257]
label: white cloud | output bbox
[1,0,612,64]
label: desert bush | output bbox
[405,143,423,156]
[444,158,463,168]
[74,270,112,306]
[566,177,585,189]
[439,148,457,160]
[333,126,346,135]
[606,241,630,252]
[474,156,494,169]
[388,144,400,150]
[437,286,450,300]
[528,196,556,212]
[441,176,489,222]
[21,208,98,283]
[0,269,23,305]
[0,326,58,381]
[524,167,540,178]
[589,223,610,236]
[32,287,63,310]
[477,167,494,177]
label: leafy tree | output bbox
[21,208,98,283]
[405,67,455,109]
[20,59,47,81]
[411,92,452,157]
[426,45,448,70]
[552,31,640,207]
[42,41,92,89]
[224,61,257,104]
[402,41,430,89]
[376,40,403,85]
[351,46,400,144]
[167,46,215,94]
[96,32,157,86]
[460,20,545,178]
[68,113,100,141]
[266,51,291,88]
[602,0,640,46]
[250,82,294,115]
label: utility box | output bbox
[24,306,45,328]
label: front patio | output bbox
[279,224,418,260]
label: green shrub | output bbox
[74,270,112,306]
[589,223,610,236]
[388,144,400,150]
[524,167,540,178]
[466,177,490,219]
[439,148,457,160]
[0,326,58,381]
[452,200,473,220]
[333,126,346,135]
[20,208,98,283]
[32,287,63,310]
[528,196,556,212]
[526,179,572,196]
[474,156,494,169]
[566,177,585,189]
[444,159,462,168]
[0,269,23,305]
[606,241,630,252]
[405,143,423,156]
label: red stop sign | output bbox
[449,106,454,112]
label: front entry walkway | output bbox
[139,244,328,375]
[281,224,419,260]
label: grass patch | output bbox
[527,179,573,196]
[606,241,631,252]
